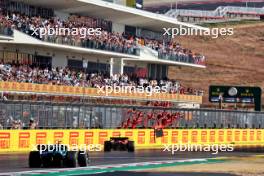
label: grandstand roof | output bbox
[144,0,263,6]
[14,0,208,32]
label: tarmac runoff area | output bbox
[0,150,263,176]
[145,155,264,176]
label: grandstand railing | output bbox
[140,45,205,65]
[0,101,263,129]
[167,9,218,18]
[12,29,206,66]
[4,29,206,66]
[226,6,264,15]
[166,6,264,19]
[158,51,205,65]
[0,25,13,37]
[0,82,203,104]
[41,35,205,65]
[40,35,140,56]
[139,45,158,58]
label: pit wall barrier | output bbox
[0,129,264,153]
[0,81,202,103]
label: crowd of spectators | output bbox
[0,108,38,130]
[0,8,205,65]
[0,61,203,96]
[0,9,139,55]
[121,108,184,129]
[3,117,37,129]
[138,37,205,65]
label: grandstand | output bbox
[144,0,264,12]
[143,0,264,23]
[166,6,264,23]
[0,0,209,129]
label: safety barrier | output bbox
[0,82,203,103]
[1,102,263,129]
[0,129,264,153]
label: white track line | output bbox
[0,158,210,176]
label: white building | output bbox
[0,0,206,80]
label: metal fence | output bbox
[0,101,263,129]
[41,35,140,56]
[158,51,205,65]
[166,6,264,18]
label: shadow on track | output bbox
[81,171,237,176]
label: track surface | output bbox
[0,150,259,173]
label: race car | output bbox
[28,144,90,168]
[104,137,135,152]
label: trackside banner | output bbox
[0,82,202,103]
[0,129,263,152]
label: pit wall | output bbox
[0,129,264,153]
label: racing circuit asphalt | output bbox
[0,150,261,174]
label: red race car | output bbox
[104,137,135,152]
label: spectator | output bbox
[29,118,38,129]
[0,61,203,95]
[11,119,23,129]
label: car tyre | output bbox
[42,153,53,168]
[104,141,111,152]
[127,141,135,152]
[64,151,78,168]
[53,153,63,167]
[78,151,88,167]
[29,151,41,168]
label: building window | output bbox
[148,64,168,80]
[124,66,135,75]
[0,51,33,65]
[33,55,52,69]
[87,61,110,74]
[68,59,83,71]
